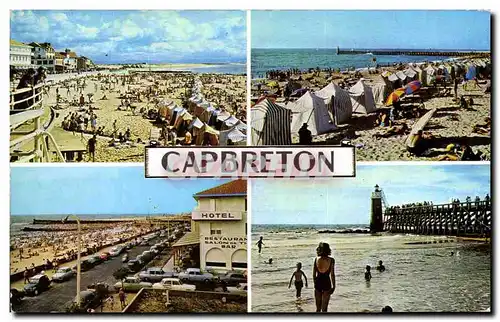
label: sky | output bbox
[252,10,491,50]
[10,166,229,216]
[10,10,246,64]
[252,164,491,225]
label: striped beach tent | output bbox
[315,82,353,125]
[251,98,291,145]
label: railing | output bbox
[10,82,65,163]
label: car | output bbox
[109,246,123,257]
[179,268,215,284]
[152,278,196,291]
[219,271,247,286]
[23,274,51,296]
[52,267,75,282]
[226,283,247,295]
[72,290,101,312]
[127,260,142,273]
[150,247,159,255]
[114,276,152,292]
[100,252,111,261]
[122,254,129,263]
[87,255,103,266]
[138,267,177,283]
[10,288,24,306]
[72,259,95,272]
[141,251,153,262]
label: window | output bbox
[232,262,247,268]
[210,222,222,235]
[206,261,226,267]
[245,198,247,211]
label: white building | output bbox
[10,40,33,69]
[173,180,247,272]
[30,42,55,71]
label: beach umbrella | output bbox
[404,81,422,95]
[385,88,405,106]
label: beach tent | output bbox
[348,79,377,114]
[395,71,408,83]
[424,66,436,85]
[287,91,336,135]
[251,98,292,145]
[371,83,387,106]
[403,68,417,81]
[315,82,353,125]
[465,64,477,80]
[219,127,247,146]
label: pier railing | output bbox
[383,199,491,237]
[10,83,65,163]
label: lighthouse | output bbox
[370,184,384,233]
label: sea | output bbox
[251,224,491,313]
[117,63,246,75]
[251,48,453,78]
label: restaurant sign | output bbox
[203,236,247,249]
[192,211,243,221]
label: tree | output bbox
[113,267,129,289]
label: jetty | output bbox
[336,48,490,58]
[370,185,491,237]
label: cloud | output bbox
[10,10,246,63]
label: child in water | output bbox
[365,265,372,281]
[376,260,386,272]
[288,262,308,299]
[256,236,264,253]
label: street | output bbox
[13,238,162,313]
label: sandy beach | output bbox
[11,68,246,163]
[251,57,491,161]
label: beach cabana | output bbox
[219,127,247,146]
[251,98,292,145]
[348,79,377,114]
[287,91,336,136]
[315,82,353,125]
[371,83,387,106]
[465,64,477,80]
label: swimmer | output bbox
[256,236,264,254]
[450,251,454,256]
[381,305,393,313]
[365,265,372,281]
[376,260,385,272]
[288,262,308,299]
[266,258,273,265]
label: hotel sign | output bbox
[192,211,243,221]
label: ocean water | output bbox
[251,225,491,313]
[251,48,451,78]
[132,63,246,75]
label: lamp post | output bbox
[62,215,81,307]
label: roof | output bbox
[55,52,65,59]
[172,231,200,247]
[194,180,247,199]
[10,39,31,47]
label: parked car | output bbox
[152,278,196,291]
[23,274,51,296]
[10,288,24,306]
[100,252,111,261]
[138,267,176,283]
[179,268,216,284]
[141,250,153,262]
[150,247,159,255]
[122,254,129,263]
[87,255,103,266]
[72,290,101,312]
[52,267,75,283]
[219,271,247,286]
[114,276,152,292]
[72,259,95,272]
[109,246,123,257]
[127,260,142,273]
[226,283,247,295]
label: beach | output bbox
[251,50,491,161]
[251,225,491,313]
[11,65,247,163]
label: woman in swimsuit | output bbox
[313,242,336,312]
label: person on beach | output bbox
[256,236,264,253]
[365,265,372,281]
[313,242,335,312]
[23,267,29,284]
[87,135,97,162]
[289,262,308,299]
[299,123,312,145]
[376,260,385,272]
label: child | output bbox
[365,265,372,281]
[376,260,386,272]
[288,262,308,299]
[256,236,264,253]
